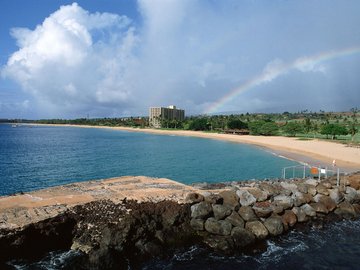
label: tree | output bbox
[349,123,358,142]
[320,124,348,140]
[283,122,303,137]
[188,118,210,131]
[303,118,311,133]
[249,121,265,135]
[260,122,279,136]
[227,119,248,130]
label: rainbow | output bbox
[205,45,360,114]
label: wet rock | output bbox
[334,201,358,219]
[253,201,273,218]
[292,207,308,222]
[329,188,344,204]
[186,193,204,204]
[310,202,328,214]
[247,187,269,202]
[345,187,358,203]
[203,235,234,252]
[204,193,223,204]
[281,210,297,230]
[220,190,240,210]
[212,204,232,220]
[191,202,212,219]
[273,194,294,209]
[264,216,284,236]
[245,221,269,239]
[238,206,258,221]
[190,218,204,231]
[225,211,245,227]
[301,204,316,217]
[205,218,232,236]
[236,190,256,206]
[316,184,329,196]
[231,227,256,248]
[306,179,319,186]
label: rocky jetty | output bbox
[1,173,360,269]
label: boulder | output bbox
[292,207,308,222]
[205,218,232,236]
[319,196,337,212]
[273,194,294,209]
[300,204,316,217]
[334,201,358,219]
[280,182,298,194]
[344,187,357,203]
[231,227,256,248]
[225,211,245,227]
[238,206,258,221]
[296,183,308,194]
[204,193,223,204]
[292,192,308,207]
[348,175,360,190]
[321,181,332,189]
[191,202,212,219]
[245,221,269,239]
[186,193,204,204]
[310,202,328,214]
[264,216,284,236]
[307,185,317,196]
[190,218,204,231]
[203,235,234,252]
[252,201,273,218]
[306,179,319,186]
[316,184,329,196]
[247,187,269,202]
[329,188,344,204]
[281,210,297,230]
[212,204,232,220]
[219,190,240,210]
[259,182,278,195]
[271,204,284,215]
[236,190,256,206]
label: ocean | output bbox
[0,124,298,196]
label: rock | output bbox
[329,188,344,204]
[306,179,319,186]
[307,185,317,196]
[231,227,256,248]
[321,181,332,189]
[280,182,298,194]
[296,183,308,194]
[259,182,279,195]
[205,218,232,236]
[225,211,245,227]
[203,235,234,252]
[247,187,269,202]
[204,193,223,204]
[300,204,316,217]
[334,201,358,219]
[271,204,284,215]
[220,190,240,210]
[190,218,204,231]
[245,221,269,239]
[191,202,212,219]
[316,184,329,196]
[273,194,294,209]
[281,210,297,230]
[236,190,256,206]
[292,192,308,207]
[252,201,273,218]
[348,175,360,190]
[310,202,328,214]
[264,216,284,236]
[212,204,232,220]
[186,193,204,204]
[317,195,337,212]
[345,187,357,203]
[238,206,258,221]
[292,207,308,222]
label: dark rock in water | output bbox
[245,221,268,239]
[334,201,357,219]
[225,211,245,228]
[264,216,284,236]
[219,190,240,210]
[231,227,255,248]
[205,218,232,236]
[186,193,204,204]
[191,202,212,219]
[212,204,232,220]
[190,218,204,231]
[238,206,258,221]
[203,235,234,253]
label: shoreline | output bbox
[22,123,360,171]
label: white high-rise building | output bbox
[149,105,185,128]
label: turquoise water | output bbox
[0,124,298,195]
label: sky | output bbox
[0,0,360,119]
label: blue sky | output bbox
[1,0,360,119]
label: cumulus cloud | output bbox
[2,3,137,116]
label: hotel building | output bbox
[149,105,185,128]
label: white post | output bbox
[325,167,328,179]
[318,168,321,181]
[337,168,340,187]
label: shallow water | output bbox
[0,124,299,195]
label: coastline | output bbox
[24,123,360,171]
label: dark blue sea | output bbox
[0,123,298,196]
[2,124,360,269]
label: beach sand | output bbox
[27,124,360,170]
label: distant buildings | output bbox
[149,105,185,128]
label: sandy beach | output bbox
[26,124,360,170]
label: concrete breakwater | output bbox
[1,173,360,269]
